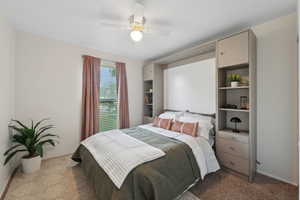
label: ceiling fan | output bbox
[99,1,171,42]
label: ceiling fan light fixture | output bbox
[130,30,143,42]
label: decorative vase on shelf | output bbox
[228,73,241,88]
[231,81,239,87]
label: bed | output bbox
[72,112,219,200]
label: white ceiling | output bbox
[0,0,296,61]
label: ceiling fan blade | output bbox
[99,20,130,30]
[144,26,172,36]
[133,1,145,18]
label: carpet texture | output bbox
[4,155,297,200]
[180,192,200,200]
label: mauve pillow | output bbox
[179,116,213,140]
[159,118,172,130]
[171,121,184,132]
[181,122,198,137]
[153,117,160,127]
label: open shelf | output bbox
[218,63,249,70]
[144,115,153,118]
[144,79,153,118]
[218,128,249,135]
[219,86,249,90]
[219,108,249,112]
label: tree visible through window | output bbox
[99,65,118,132]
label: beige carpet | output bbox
[179,192,200,200]
[4,155,297,200]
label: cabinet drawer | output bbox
[218,130,249,144]
[218,31,249,67]
[217,151,249,175]
[216,137,249,159]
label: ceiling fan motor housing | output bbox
[129,15,146,31]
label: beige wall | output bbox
[252,13,298,185]
[15,32,144,159]
[0,16,15,196]
[298,1,300,195]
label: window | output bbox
[99,64,118,132]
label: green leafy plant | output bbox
[4,119,59,165]
[227,73,241,82]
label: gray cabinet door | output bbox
[143,64,153,81]
[218,31,249,67]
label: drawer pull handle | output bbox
[229,146,235,151]
[220,52,224,55]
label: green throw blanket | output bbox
[72,127,201,200]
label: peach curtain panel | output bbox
[116,62,130,129]
[81,55,101,141]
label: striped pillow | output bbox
[153,117,160,127]
[181,122,198,137]
[152,117,172,130]
[171,121,198,137]
[158,118,172,130]
[171,121,184,132]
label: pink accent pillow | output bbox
[181,122,198,137]
[153,117,160,127]
[159,118,172,130]
[171,121,184,132]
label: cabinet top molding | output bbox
[151,28,252,66]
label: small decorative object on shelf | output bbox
[149,88,153,93]
[223,104,238,109]
[240,76,249,86]
[144,92,153,104]
[227,73,241,87]
[144,96,148,104]
[230,117,242,133]
[240,96,249,109]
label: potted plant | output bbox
[228,73,241,87]
[4,119,58,173]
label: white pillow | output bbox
[178,116,213,140]
[159,111,183,121]
[183,112,215,124]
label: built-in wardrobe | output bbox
[216,30,257,181]
[143,29,257,182]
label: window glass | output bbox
[99,66,118,131]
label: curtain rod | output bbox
[81,55,121,64]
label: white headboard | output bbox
[163,58,216,114]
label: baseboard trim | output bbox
[0,178,9,199]
[43,153,72,161]
[0,166,19,200]
[257,169,298,186]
